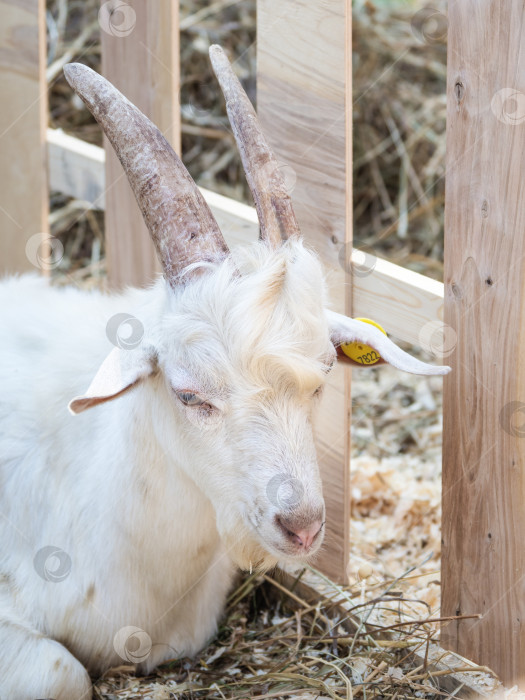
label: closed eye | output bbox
[176,391,207,407]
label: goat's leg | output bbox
[0,615,92,700]
[138,551,236,674]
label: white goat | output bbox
[0,46,449,699]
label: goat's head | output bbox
[64,47,449,571]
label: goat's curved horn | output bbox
[63,63,230,288]
[209,45,301,247]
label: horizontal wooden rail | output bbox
[47,128,105,208]
[46,128,444,350]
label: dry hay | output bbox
[352,0,447,280]
[91,567,501,699]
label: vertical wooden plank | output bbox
[442,0,525,685]
[100,0,179,289]
[257,0,352,582]
[0,0,48,274]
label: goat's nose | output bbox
[276,515,324,550]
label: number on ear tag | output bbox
[340,317,387,365]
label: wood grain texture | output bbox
[257,0,352,582]
[442,0,525,685]
[101,0,178,289]
[0,0,47,274]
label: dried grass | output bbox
[352,0,447,280]
[91,565,500,699]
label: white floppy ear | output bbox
[327,310,451,376]
[68,346,157,415]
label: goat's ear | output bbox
[68,346,157,414]
[327,310,451,376]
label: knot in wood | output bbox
[454,80,465,103]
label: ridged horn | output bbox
[209,45,301,247]
[63,63,230,288]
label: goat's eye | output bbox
[177,392,204,407]
[313,385,323,397]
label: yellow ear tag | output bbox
[341,317,387,365]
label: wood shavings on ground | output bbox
[348,363,444,617]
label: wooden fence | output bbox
[1,0,524,686]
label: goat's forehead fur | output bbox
[160,240,334,394]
